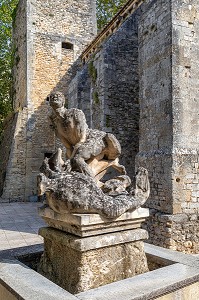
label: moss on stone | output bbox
[16,55,20,65]
[106,115,111,127]
[88,60,97,83]
[93,91,99,104]
[12,2,19,28]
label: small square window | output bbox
[62,42,73,50]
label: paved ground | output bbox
[0,202,45,251]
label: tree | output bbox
[96,0,128,30]
[0,0,18,136]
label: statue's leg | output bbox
[72,154,94,177]
[48,148,65,172]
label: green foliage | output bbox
[106,115,111,127]
[88,60,97,83]
[0,0,18,136]
[96,0,128,30]
[11,2,18,27]
[93,91,99,104]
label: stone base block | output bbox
[38,227,149,294]
[38,206,149,237]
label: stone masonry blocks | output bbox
[38,227,149,294]
[0,0,97,201]
[138,0,199,252]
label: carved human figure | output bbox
[38,92,150,219]
[49,92,126,182]
[49,92,88,159]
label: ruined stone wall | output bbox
[23,0,96,200]
[143,208,199,254]
[0,0,52,201]
[0,114,17,199]
[12,0,27,110]
[68,10,141,179]
[169,0,199,253]
[1,0,97,201]
[1,0,198,253]
[0,0,28,201]
[172,0,199,216]
[68,65,92,126]
[138,0,199,253]
[1,110,28,201]
[103,13,140,179]
[137,0,173,213]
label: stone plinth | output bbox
[38,226,149,294]
[38,206,149,237]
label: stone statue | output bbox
[49,92,88,160]
[38,92,150,219]
[49,92,126,184]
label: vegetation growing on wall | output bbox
[88,60,97,83]
[93,91,99,104]
[97,0,128,30]
[88,60,100,105]
[0,0,18,137]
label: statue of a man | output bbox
[49,92,126,180]
[49,91,88,159]
[38,91,150,219]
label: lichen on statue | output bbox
[38,92,150,219]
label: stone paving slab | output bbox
[0,202,45,251]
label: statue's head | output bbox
[49,92,65,109]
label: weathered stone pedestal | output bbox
[38,207,149,294]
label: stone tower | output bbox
[1,0,97,201]
[137,0,199,252]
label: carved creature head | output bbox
[102,175,131,196]
[50,92,65,109]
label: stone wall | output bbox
[0,0,30,201]
[0,0,97,202]
[24,0,97,200]
[68,65,92,126]
[171,0,199,216]
[1,110,28,200]
[12,0,27,111]
[138,0,199,253]
[1,0,198,253]
[68,9,141,179]
[0,114,17,199]
[0,0,29,201]
[137,0,173,213]
[142,208,199,253]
